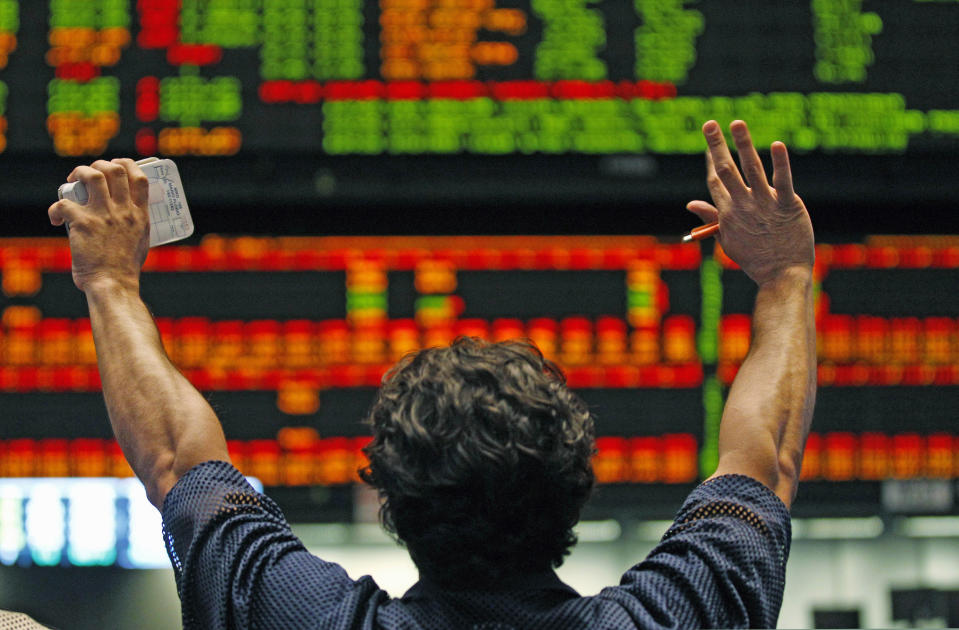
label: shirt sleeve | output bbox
[599,474,791,629]
[161,460,386,630]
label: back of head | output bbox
[360,337,595,588]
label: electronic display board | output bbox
[0,1,958,220]
[1,234,958,545]
[0,475,262,568]
[1,1,957,568]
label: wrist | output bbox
[81,273,141,299]
[755,264,814,292]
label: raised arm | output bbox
[48,160,229,508]
[687,120,816,509]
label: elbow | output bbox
[143,445,225,510]
[776,449,803,508]
[143,450,179,510]
[146,474,178,510]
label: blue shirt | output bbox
[162,461,791,629]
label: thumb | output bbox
[685,200,719,224]
[48,199,82,227]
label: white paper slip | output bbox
[139,159,194,247]
[57,158,194,248]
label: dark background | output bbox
[0,1,957,236]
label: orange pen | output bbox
[682,221,719,242]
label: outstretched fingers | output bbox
[704,149,731,208]
[702,120,747,200]
[730,120,772,200]
[770,141,795,201]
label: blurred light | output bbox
[67,480,116,566]
[898,516,959,538]
[0,476,263,568]
[25,482,64,566]
[291,523,351,546]
[792,517,884,540]
[353,523,394,545]
[119,477,167,569]
[0,484,24,565]
[635,520,673,542]
[575,519,622,543]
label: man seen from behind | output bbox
[48,120,816,629]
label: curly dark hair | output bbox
[359,337,596,588]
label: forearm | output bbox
[712,266,816,507]
[85,278,229,508]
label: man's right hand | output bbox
[686,120,814,286]
[47,159,151,293]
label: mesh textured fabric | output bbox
[0,611,52,630]
[162,461,791,629]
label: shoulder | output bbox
[665,474,790,547]
[160,461,387,627]
[161,460,290,582]
[601,475,791,628]
[162,460,273,537]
